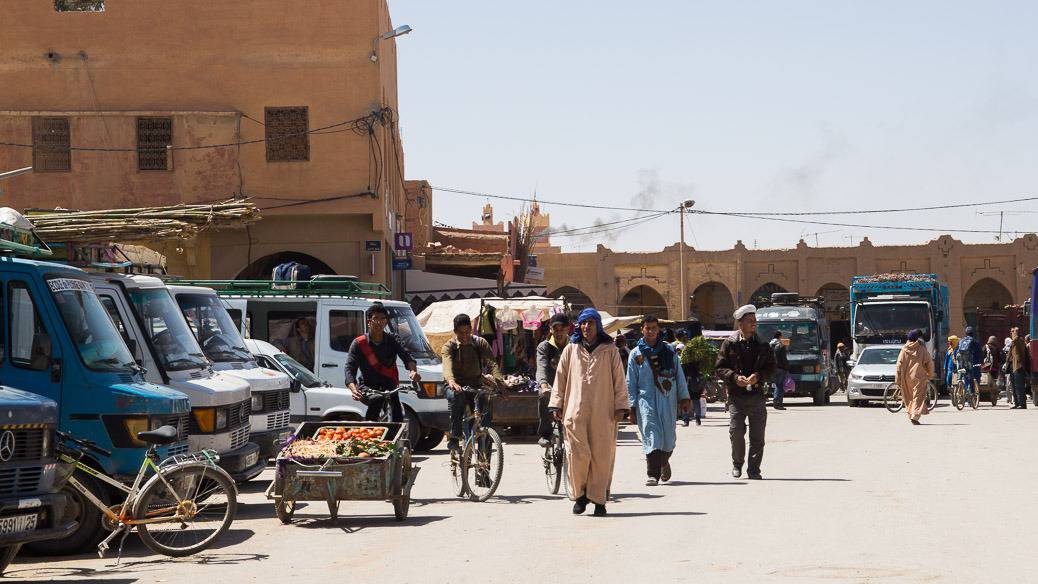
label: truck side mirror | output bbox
[290,379,302,393]
[50,357,62,383]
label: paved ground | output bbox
[7,395,1036,583]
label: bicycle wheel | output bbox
[461,427,504,502]
[133,463,237,558]
[969,381,980,410]
[545,433,563,495]
[926,382,938,411]
[883,383,904,413]
[952,381,965,411]
[449,447,466,497]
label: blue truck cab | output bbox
[849,274,950,387]
[755,293,834,405]
[0,258,191,555]
[0,388,77,574]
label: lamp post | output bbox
[371,25,413,62]
[679,199,695,320]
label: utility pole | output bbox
[679,200,695,321]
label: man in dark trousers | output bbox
[536,313,570,447]
[769,331,789,410]
[716,305,776,480]
[345,302,420,422]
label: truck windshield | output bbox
[176,293,254,363]
[272,353,325,388]
[384,306,436,361]
[855,303,931,342]
[49,278,135,372]
[858,347,901,365]
[755,321,819,353]
[128,289,209,372]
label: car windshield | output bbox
[855,303,931,343]
[273,353,324,388]
[176,293,253,363]
[755,321,819,353]
[128,289,208,372]
[384,306,436,361]
[48,278,136,372]
[857,348,901,365]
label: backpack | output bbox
[272,261,312,290]
[956,336,975,369]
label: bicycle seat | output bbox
[136,425,179,445]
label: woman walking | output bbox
[550,308,629,516]
[896,329,935,425]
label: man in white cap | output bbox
[715,304,775,480]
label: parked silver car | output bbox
[846,345,902,407]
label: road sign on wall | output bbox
[394,232,414,251]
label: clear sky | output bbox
[392,1,1038,253]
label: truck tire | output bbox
[25,470,107,555]
[813,385,827,406]
[0,545,20,575]
[403,407,422,449]
[414,429,445,452]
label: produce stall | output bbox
[267,421,418,522]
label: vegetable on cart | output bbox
[266,422,419,523]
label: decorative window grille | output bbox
[265,107,310,162]
[137,117,172,171]
[32,117,71,172]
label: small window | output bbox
[136,117,172,171]
[32,117,71,172]
[9,282,51,371]
[268,311,316,369]
[55,0,104,11]
[265,106,310,162]
[328,311,364,353]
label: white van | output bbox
[89,274,264,482]
[178,279,449,452]
[167,285,294,458]
[244,338,367,423]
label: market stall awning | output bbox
[597,311,643,335]
[404,270,545,303]
[416,296,565,353]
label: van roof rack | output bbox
[163,277,391,298]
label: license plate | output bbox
[244,451,260,468]
[0,513,38,537]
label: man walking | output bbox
[769,331,789,410]
[1008,327,1031,410]
[895,329,934,425]
[716,305,775,480]
[627,316,691,486]
[344,302,420,422]
[536,313,570,447]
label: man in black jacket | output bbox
[536,314,570,447]
[769,331,789,410]
[344,302,420,422]
[716,305,776,480]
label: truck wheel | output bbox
[0,545,20,575]
[25,470,106,555]
[414,429,445,452]
[813,386,827,406]
[403,407,422,449]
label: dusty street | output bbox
[7,396,1035,584]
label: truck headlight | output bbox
[251,394,263,411]
[194,408,216,433]
[420,382,439,398]
[124,416,150,441]
[215,408,228,431]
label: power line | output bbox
[694,211,1008,234]
[542,210,674,237]
[704,195,1038,216]
[547,211,672,238]
[431,186,670,213]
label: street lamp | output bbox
[678,199,695,320]
[371,25,413,62]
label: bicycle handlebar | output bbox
[56,430,113,458]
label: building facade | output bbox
[539,235,1038,339]
[0,0,409,292]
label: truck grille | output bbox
[3,428,46,462]
[258,390,290,413]
[227,399,250,428]
[863,375,895,382]
[164,413,190,441]
[230,425,250,450]
[166,441,190,457]
[265,411,290,431]
[0,466,43,497]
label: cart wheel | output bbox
[275,499,295,524]
[393,494,410,521]
[326,481,339,521]
[393,447,412,521]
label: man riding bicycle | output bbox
[345,302,420,422]
[956,326,982,396]
[441,314,502,451]
[536,313,570,448]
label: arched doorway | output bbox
[549,286,594,312]
[690,282,734,330]
[962,278,1014,329]
[236,251,335,280]
[619,285,669,319]
[749,282,788,306]
[817,283,851,351]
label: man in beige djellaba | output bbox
[549,308,629,517]
[895,328,935,425]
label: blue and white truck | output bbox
[849,274,950,387]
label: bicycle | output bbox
[56,427,237,559]
[884,381,937,414]
[447,387,504,502]
[951,367,980,411]
[542,417,570,496]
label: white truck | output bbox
[89,274,264,482]
[168,285,295,457]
